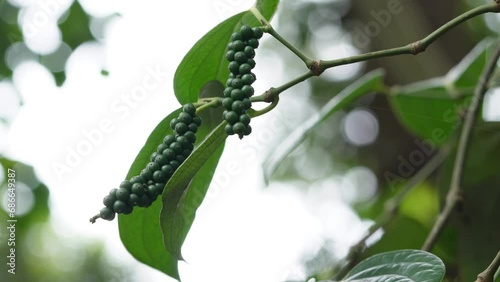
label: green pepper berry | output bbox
[224,87,233,97]
[226,50,235,62]
[232,40,245,51]
[192,116,202,126]
[188,123,198,133]
[131,183,145,196]
[241,85,254,97]
[227,42,234,51]
[129,193,140,205]
[247,38,259,48]
[225,124,235,135]
[225,111,239,124]
[247,58,256,69]
[154,154,169,166]
[244,125,252,135]
[170,118,179,130]
[119,180,132,190]
[231,100,245,114]
[228,61,240,74]
[122,204,133,215]
[231,32,242,41]
[244,46,255,58]
[137,194,151,207]
[252,27,263,39]
[113,200,127,213]
[154,183,165,195]
[233,122,246,135]
[182,149,192,158]
[240,114,251,125]
[99,207,115,220]
[222,97,234,110]
[170,160,180,170]
[176,136,190,149]
[230,89,244,100]
[162,148,176,160]
[239,63,252,74]
[157,143,168,154]
[241,73,255,85]
[240,25,253,40]
[116,188,130,201]
[161,165,174,177]
[147,162,161,173]
[150,152,158,162]
[234,51,247,64]
[169,142,182,155]
[178,112,192,124]
[103,195,116,208]
[184,131,196,143]
[130,176,145,185]
[231,78,244,89]
[140,168,153,181]
[175,122,188,135]
[176,154,186,163]
[163,135,176,146]
[183,103,196,116]
[242,98,252,110]
[153,170,167,182]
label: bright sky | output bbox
[0,0,412,281]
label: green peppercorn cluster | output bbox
[90,104,201,223]
[223,25,263,139]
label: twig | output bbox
[422,42,500,251]
[475,251,500,282]
[260,3,500,98]
[333,149,449,280]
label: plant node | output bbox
[310,60,324,76]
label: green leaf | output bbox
[389,81,466,147]
[343,250,445,282]
[445,38,496,89]
[263,69,385,182]
[118,81,225,280]
[389,38,496,145]
[118,109,182,280]
[160,121,228,260]
[173,0,279,104]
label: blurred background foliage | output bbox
[0,0,499,281]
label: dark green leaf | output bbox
[343,249,445,282]
[118,109,182,280]
[437,122,500,281]
[263,69,385,182]
[389,39,496,145]
[389,81,466,147]
[173,0,279,104]
[160,121,228,260]
[445,38,496,89]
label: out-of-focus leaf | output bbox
[341,249,445,282]
[445,38,496,89]
[389,80,466,147]
[389,39,496,145]
[263,69,385,182]
[173,0,279,104]
[437,122,500,281]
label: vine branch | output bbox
[333,148,449,280]
[320,3,500,71]
[263,2,500,86]
[422,41,500,251]
[475,251,500,282]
